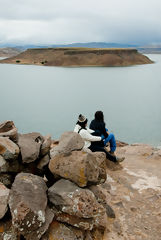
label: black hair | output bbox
[76,119,88,129]
[95,111,104,122]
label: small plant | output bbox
[16,60,21,63]
[41,60,48,64]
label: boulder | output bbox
[0,120,18,142]
[0,137,19,160]
[0,183,10,219]
[18,132,44,163]
[49,151,106,187]
[48,179,107,230]
[50,131,84,158]
[9,173,48,239]
[46,221,84,240]
[37,154,50,170]
[40,135,51,157]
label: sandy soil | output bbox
[103,144,161,240]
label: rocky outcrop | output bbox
[0,120,18,142]
[1,120,160,239]
[0,47,153,67]
[0,120,114,239]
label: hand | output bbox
[101,134,105,140]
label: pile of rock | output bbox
[0,120,115,240]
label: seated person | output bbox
[74,114,124,163]
[90,111,116,155]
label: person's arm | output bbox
[80,129,102,142]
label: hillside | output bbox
[0,47,153,67]
[0,47,22,58]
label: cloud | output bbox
[0,0,161,45]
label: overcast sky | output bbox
[0,0,161,46]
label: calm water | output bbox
[0,54,161,147]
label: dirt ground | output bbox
[103,144,161,240]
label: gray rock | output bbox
[0,173,14,187]
[48,179,107,230]
[50,131,84,158]
[37,154,50,170]
[9,173,48,239]
[0,182,10,219]
[25,207,54,240]
[40,135,51,157]
[18,132,44,163]
[0,137,19,160]
[49,151,106,187]
[0,155,22,173]
[46,221,84,240]
[0,120,18,142]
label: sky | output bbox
[0,0,161,46]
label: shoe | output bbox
[116,156,125,162]
[109,151,116,156]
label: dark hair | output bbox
[77,119,88,129]
[95,111,104,122]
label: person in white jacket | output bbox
[74,114,124,163]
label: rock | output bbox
[0,137,19,161]
[26,207,54,240]
[0,155,22,173]
[93,152,107,183]
[37,154,50,170]
[49,151,106,187]
[89,185,107,205]
[50,131,84,158]
[40,135,51,157]
[46,221,84,240]
[0,121,18,142]
[0,173,14,188]
[48,179,107,230]
[18,132,44,163]
[0,183,10,219]
[9,173,48,239]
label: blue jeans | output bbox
[104,133,116,152]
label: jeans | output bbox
[104,133,116,152]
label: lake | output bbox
[0,54,161,147]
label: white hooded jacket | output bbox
[74,124,102,151]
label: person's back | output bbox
[90,119,108,138]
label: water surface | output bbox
[0,54,161,146]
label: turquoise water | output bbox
[0,54,161,146]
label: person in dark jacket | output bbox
[90,111,117,155]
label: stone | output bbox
[48,179,107,230]
[50,131,84,158]
[40,135,51,157]
[47,221,84,240]
[9,173,48,239]
[0,137,19,161]
[18,132,44,163]
[0,121,18,142]
[25,207,54,240]
[0,183,10,219]
[49,151,106,187]
[37,154,50,170]
[0,155,22,173]
[0,173,14,188]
